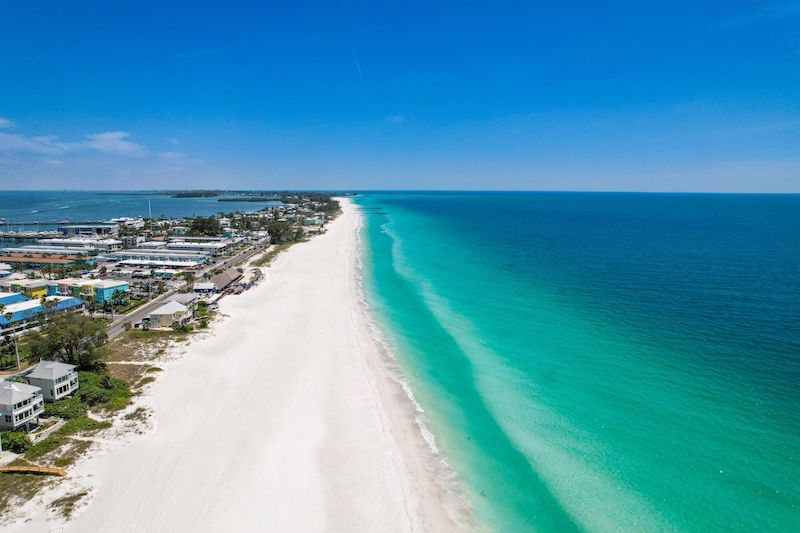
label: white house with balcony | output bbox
[25,360,79,402]
[0,380,44,431]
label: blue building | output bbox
[0,296,84,335]
[0,291,27,306]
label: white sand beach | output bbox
[6,198,464,532]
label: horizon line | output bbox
[0,188,798,195]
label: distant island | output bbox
[172,192,218,198]
[218,197,278,202]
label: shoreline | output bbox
[350,200,473,530]
[3,197,469,532]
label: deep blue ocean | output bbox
[357,192,800,531]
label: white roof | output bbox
[0,379,41,406]
[0,296,77,314]
[38,238,121,246]
[119,259,200,268]
[27,360,76,380]
[1,278,50,288]
[151,301,188,316]
[193,282,215,290]
[50,278,127,289]
[170,293,199,306]
[166,241,227,250]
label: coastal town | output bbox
[0,193,340,515]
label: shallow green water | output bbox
[357,192,800,531]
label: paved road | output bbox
[106,242,268,339]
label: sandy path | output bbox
[11,198,460,532]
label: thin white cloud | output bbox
[384,115,407,125]
[160,151,187,159]
[173,48,226,60]
[0,118,12,128]
[84,131,146,157]
[720,1,800,28]
[351,48,364,81]
[0,129,147,159]
[0,133,76,155]
[167,137,180,146]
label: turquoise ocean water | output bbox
[356,192,800,532]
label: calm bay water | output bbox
[357,192,800,531]
[0,190,278,226]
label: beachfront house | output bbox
[148,301,190,329]
[25,360,79,402]
[193,282,215,294]
[0,380,44,431]
[169,292,200,315]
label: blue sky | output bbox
[1,1,799,191]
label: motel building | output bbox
[25,360,80,402]
[0,380,44,431]
[0,296,84,336]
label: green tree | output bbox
[188,217,222,236]
[27,313,108,370]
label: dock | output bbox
[0,465,67,476]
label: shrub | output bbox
[43,396,86,420]
[75,371,131,409]
[0,431,32,454]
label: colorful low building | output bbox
[0,277,130,304]
[0,296,84,335]
[48,278,130,303]
[0,279,51,299]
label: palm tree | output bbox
[103,301,114,320]
[38,296,58,326]
[3,312,19,369]
[111,289,127,307]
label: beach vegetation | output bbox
[0,431,32,454]
[23,417,111,461]
[253,242,294,267]
[48,490,89,519]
